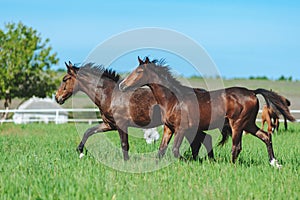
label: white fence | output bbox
[0,108,101,124]
[1,108,300,124]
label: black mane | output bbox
[146,58,183,88]
[76,63,120,82]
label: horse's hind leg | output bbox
[245,124,282,168]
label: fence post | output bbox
[55,110,59,124]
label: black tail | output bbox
[254,89,295,122]
[218,118,232,146]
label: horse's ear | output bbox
[138,56,144,65]
[145,57,150,64]
[65,62,71,71]
[65,61,76,75]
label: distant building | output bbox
[13,97,68,124]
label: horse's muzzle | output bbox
[55,95,64,105]
[119,82,128,92]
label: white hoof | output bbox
[79,153,85,159]
[270,159,282,168]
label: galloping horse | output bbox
[119,57,295,167]
[56,62,161,160]
[55,62,223,160]
[261,98,290,133]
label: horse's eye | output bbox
[63,76,70,82]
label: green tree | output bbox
[0,22,59,117]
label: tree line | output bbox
[0,22,59,119]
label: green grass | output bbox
[0,123,299,199]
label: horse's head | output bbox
[55,61,79,104]
[119,56,153,91]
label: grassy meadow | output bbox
[0,123,299,199]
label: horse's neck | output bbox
[78,77,115,112]
[157,72,188,95]
[147,83,178,109]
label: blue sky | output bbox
[1,0,300,79]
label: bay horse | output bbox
[55,62,224,160]
[119,57,295,167]
[261,105,279,133]
[261,98,290,133]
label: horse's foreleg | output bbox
[186,131,214,160]
[172,130,186,158]
[274,117,279,132]
[158,126,173,158]
[77,122,112,158]
[284,116,288,130]
[185,131,201,160]
[117,128,129,161]
[261,118,266,130]
[202,133,214,159]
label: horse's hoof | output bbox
[158,152,164,159]
[179,156,187,161]
[270,159,282,169]
[79,153,85,159]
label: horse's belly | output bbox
[197,107,226,130]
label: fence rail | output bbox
[0,108,101,124]
[1,109,300,124]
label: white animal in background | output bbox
[143,128,160,144]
